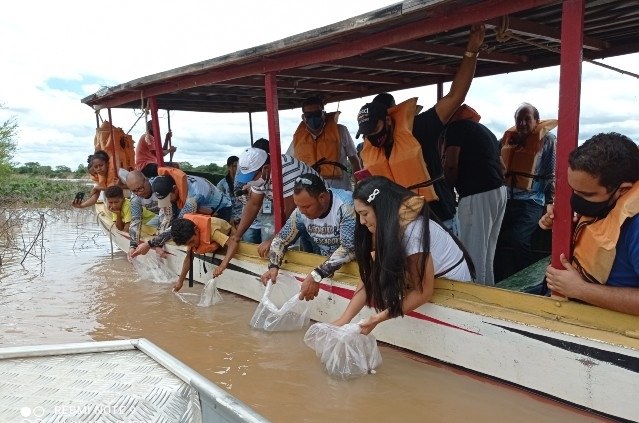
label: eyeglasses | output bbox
[130,184,145,194]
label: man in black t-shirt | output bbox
[442,119,507,285]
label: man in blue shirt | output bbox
[542,133,639,315]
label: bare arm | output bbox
[173,250,192,292]
[434,24,485,124]
[332,282,368,326]
[546,254,639,315]
[443,146,461,188]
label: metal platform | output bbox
[0,339,268,423]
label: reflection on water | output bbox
[0,209,608,422]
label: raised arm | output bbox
[434,24,485,124]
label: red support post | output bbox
[149,96,165,167]
[264,72,285,231]
[553,0,585,269]
[106,108,118,181]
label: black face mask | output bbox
[570,186,618,218]
[367,124,390,148]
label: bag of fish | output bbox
[250,279,311,331]
[198,278,223,307]
[304,322,382,379]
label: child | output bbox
[170,215,239,292]
[104,185,157,232]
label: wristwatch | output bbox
[310,269,323,283]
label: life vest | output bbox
[572,182,639,284]
[500,119,557,191]
[93,121,136,177]
[291,112,343,179]
[361,98,438,202]
[158,167,188,209]
[184,213,231,254]
[91,167,118,188]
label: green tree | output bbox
[55,165,72,174]
[0,113,17,176]
[74,164,87,177]
[180,162,193,171]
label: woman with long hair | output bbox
[333,176,474,334]
[72,150,119,209]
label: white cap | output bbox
[237,148,268,184]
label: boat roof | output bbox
[81,0,639,114]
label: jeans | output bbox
[497,199,544,277]
[242,228,262,244]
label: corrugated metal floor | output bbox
[0,350,202,423]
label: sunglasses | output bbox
[295,177,314,186]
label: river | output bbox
[0,209,608,422]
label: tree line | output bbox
[0,105,228,179]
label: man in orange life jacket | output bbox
[496,103,557,280]
[170,215,235,292]
[354,24,485,237]
[542,133,639,315]
[287,96,361,190]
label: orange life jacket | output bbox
[500,120,557,191]
[572,182,639,284]
[183,213,229,254]
[361,98,438,202]
[158,167,188,209]
[94,121,136,177]
[291,112,343,179]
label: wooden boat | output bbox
[0,339,267,422]
[84,1,639,421]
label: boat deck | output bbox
[0,339,268,423]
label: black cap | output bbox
[356,102,388,139]
[372,93,396,108]
[152,175,175,199]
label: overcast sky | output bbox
[1,1,638,170]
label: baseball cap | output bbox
[372,92,396,108]
[152,175,175,207]
[237,148,268,184]
[356,101,388,139]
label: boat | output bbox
[0,339,267,422]
[83,1,639,421]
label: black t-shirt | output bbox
[412,107,456,221]
[443,119,504,198]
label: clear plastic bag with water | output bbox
[250,279,311,332]
[197,278,223,307]
[131,253,175,284]
[304,322,382,380]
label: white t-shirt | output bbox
[401,217,471,282]
[251,154,321,200]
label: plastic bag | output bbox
[197,278,223,307]
[304,322,382,379]
[250,279,311,332]
[131,253,175,284]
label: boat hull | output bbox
[96,206,639,422]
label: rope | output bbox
[494,16,639,79]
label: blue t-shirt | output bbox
[608,214,639,287]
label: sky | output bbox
[1,1,638,170]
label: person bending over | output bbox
[332,176,474,335]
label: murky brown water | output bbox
[0,209,609,422]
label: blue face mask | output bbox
[304,111,325,132]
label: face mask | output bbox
[367,124,390,148]
[305,116,325,132]
[570,186,618,218]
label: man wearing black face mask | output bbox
[355,24,485,238]
[542,133,639,316]
[288,96,361,191]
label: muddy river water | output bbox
[0,209,608,422]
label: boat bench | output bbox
[495,256,549,293]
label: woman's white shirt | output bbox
[401,217,471,282]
